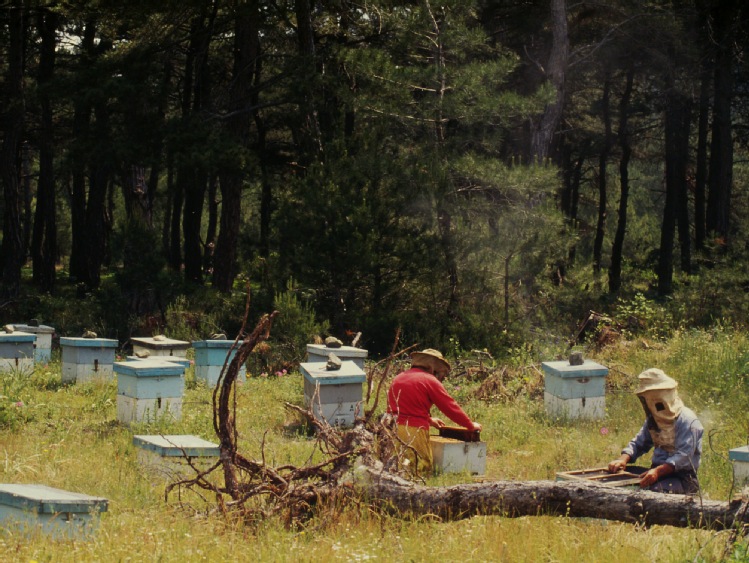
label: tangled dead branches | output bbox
[165,302,411,527]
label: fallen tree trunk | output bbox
[359,468,749,530]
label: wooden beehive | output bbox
[430,435,487,475]
[60,337,118,383]
[114,359,185,423]
[306,344,368,370]
[0,331,35,373]
[0,483,107,540]
[133,434,220,479]
[541,359,609,419]
[300,360,365,427]
[192,339,246,386]
[131,336,190,358]
[12,323,54,363]
[730,446,749,485]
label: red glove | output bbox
[639,463,674,488]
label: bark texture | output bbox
[360,470,748,530]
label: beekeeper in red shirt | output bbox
[387,348,482,474]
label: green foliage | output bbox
[614,292,677,340]
[0,367,34,429]
[252,279,330,375]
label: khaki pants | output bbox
[396,424,433,474]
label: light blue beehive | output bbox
[115,359,185,424]
[306,343,367,370]
[729,446,749,486]
[0,331,35,373]
[133,435,220,479]
[0,483,107,540]
[12,323,54,363]
[60,337,118,383]
[126,355,191,370]
[300,360,366,427]
[131,336,190,358]
[541,358,609,419]
[192,339,246,386]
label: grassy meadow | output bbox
[2,329,749,562]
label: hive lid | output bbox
[192,339,237,349]
[306,344,368,358]
[114,359,185,376]
[59,337,118,348]
[0,331,36,343]
[126,356,191,368]
[730,446,749,462]
[11,324,54,334]
[133,435,220,457]
[131,336,190,349]
[300,360,366,384]
[0,484,108,514]
[541,359,609,378]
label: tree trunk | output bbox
[694,54,711,252]
[360,470,748,530]
[592,74,611,278]
[213,0,260,292]
[294,0,323,162]
[705,1,736,244]
[0,0,27,298]
[609,67,634,293]
[31,7,58,292]
[530,0,568,163]
[675,100,692,275]
[658,78,689,296]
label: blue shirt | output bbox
[622,406,703,473]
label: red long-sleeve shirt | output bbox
[387,367,474,430]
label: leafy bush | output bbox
[247,279,329,376]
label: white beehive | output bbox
[306,344,368,370]
[133,435,220,479]
[429,436,487,475]
[299,360,366,427]
[60,337,118,383]
[541,359,609,419]
[0,331,35,373]
[131,336,190,358]
[12,323,54,363]
[192,339,246,386]
[0,483,107,540]
[730,446,749,486]
[115,359,185,424]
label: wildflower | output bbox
[276,370,284,377]
[14,401,23,407]
[260,372,268,378]
[600,427,609,436]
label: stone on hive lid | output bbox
[325,336,342,348]
[153,334,166,341]
[82,330,97,338]
[569,351,584,366]
[3,324,13,334]
[135,349,150,358]
[326,353,342,371]
[210,333,227,340]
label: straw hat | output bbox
[411,349,450,373]
[634,368,678,395]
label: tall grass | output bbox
[1,329,747,561]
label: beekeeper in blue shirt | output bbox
[608,368,703,494]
